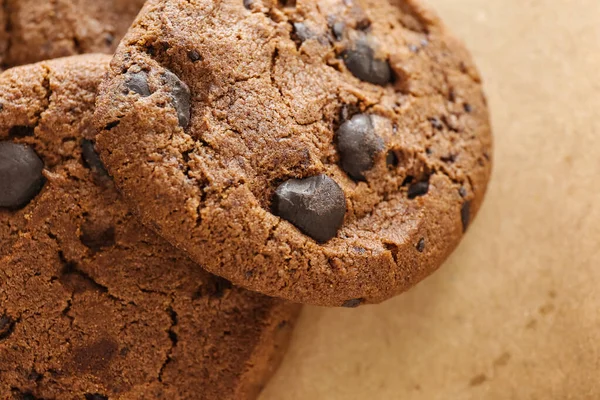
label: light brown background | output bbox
[261,0,600,398]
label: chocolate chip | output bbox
[188,50,202,62]
[104,120,120,131]
[293,22,312,42]
[278,0,296,7]
[243,0,254,9]
[125,71,150,97]
[0,315,15,340]
[459,187,467,198]
[461,201,471,232]
[162,70,191,128]
[8,126,34,138]
[342,36,392,85]
[401,176,414,186]
[448,89,456,102]
[356,18,372,31]
[332,22,345,41]
[464,103,473,113]
[416,238,425,252]
[407,181,429,199]
[85,395,108,400]
[441,153,456,163]
[81,139,109,177]
[0,142,45,209]
[386,150,399,167]
[342,298,363,308]
[429,117,443,130]
[336,114,384,180]
[273,175,346,243]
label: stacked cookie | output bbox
[0,0,492,399]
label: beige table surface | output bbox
[261,0,600,399]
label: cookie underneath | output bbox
[0,55,300,400]
[0,0,146,68]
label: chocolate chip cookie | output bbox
[0,55,300,400]
[95,0,493,306]
[0,0,146,68]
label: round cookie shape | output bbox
[0,0,146,68]
[95,0,493,306]
[0,55,300,400]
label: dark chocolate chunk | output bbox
[464,103,473,113]
[273,175,346,243]
[0,142,45,209]
[336,114,384,180]
[416,238,425,252]
[332,22,345,41]
[459,187,468,198]
[188,50,202,62]
[429,117,443,130]
[243,0,254,9]
[125,71,150,97]
[85,395,108,400]
[386,150,399,167]
[278,0,296,7]
[0,314,15,340]
[407,181,429,199]
[81,139,109,177]
[401,176,414,187]
[104,120,120,131]
[342,298,363,308]
[356,18,372,31]
[441,153,456,163]
[461,201,471,232]
[293,22,312,42]
[342,36,392,85]
[162,70,191,128]
[8,125,34,138]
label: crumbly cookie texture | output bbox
[0,0,146,68]
[95,0,493,306]
[0,55,300,400]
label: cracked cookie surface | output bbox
[95,0,493,306]
[0,55,300,400]
[0,0,146,69]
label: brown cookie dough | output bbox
[95,0,493,306]
[0,55,300,400]
[0,0,146,68]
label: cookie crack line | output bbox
[47,227,132,306]
[157,298,178,383]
